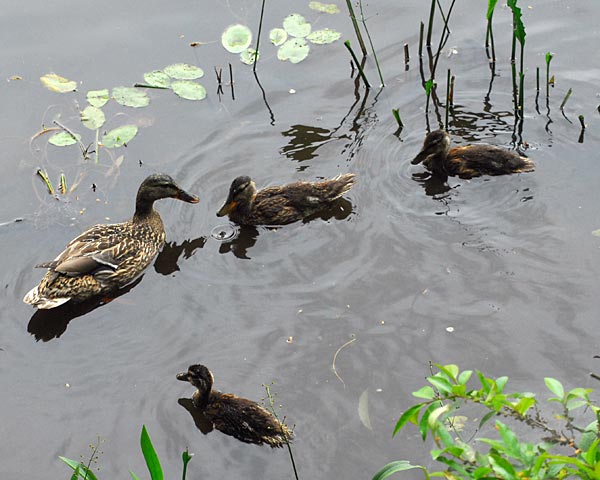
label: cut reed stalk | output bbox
[344,40,371,88]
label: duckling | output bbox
[216,173,356,225]
[411,130,535,179]
[176,364,293,448]
[23,174,199,309]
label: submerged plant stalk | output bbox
[253,0,266,72]
[545,52,554,98]
[344,0,367,57]
[559,88,573,112]
[344,40,371,89]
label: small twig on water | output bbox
[332,337,357,387]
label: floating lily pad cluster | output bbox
[39,64,206,154]
[221,24,259,65]
[272,13,341,64]
[220,6,341,65]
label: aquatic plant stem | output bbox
[344,40,371,88]
[545,52,553,98]
[265,385,299,480]
[358,0,384,86]
[426,0,436,47]
[445,69,451,129]
[253,0,266,72]
[344,0,367,57]
[559,88,573,112]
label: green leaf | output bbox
[140,425,164,480]
[87,89,110,107]
[428,404,450,428]
[507,0,526,45]
[496,421,520,458]
[283,13,312,38]
[269,28,288,46]
[306,28,341,44]
[478,410,497,429]
[428,376,452,395]
[412,386,435,400]
[101,125,138,148]
[130,471,141,480]
[143,70,171,88]
[240,48,259,65]
[48,131,80,147]
[489,452,518,478]
[81,105,105,130]
[393,403,424,436]
[40,73,77,93]
[486,0,499,20]
[592,229,600,237]
[545,52,554,66]
[112,86,150,108]
[419,403,439,441]
[371,461,424,480]
[513,397,535,416]
[435,364,459,382]
[221,24,252,53]
[278,38,310,64]
[163,63,204,80]
[458,370,473,385]
[70,465,80,480]
[425,79,434,95]
[494,376,508,393]
[171,81,206,101]
[545,377,565,399]
[309,1,340,14]
[59,457,99,480]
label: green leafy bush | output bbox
[374,364,600,479]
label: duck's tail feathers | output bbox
[23,286,70,309]
[328,173,356,200]
[517,158,535,173]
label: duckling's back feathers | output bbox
[206,391,293,448]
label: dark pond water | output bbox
[2,0,600,478]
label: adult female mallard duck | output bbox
[176,364,293,448]
[412,130,535,179]
[23,174,199,309]
[216,173,356,225]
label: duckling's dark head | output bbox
[411,130,451,165]
[176,364,214,393]
[216,176,257,217]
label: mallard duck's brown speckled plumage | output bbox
[217,174,356,225]
[23,174,199,309]
[177,364,293,448]
[412,130,535,179]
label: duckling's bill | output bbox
[217,200,237,217]
[176,372,191,382]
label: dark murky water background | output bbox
[2,1,600,478]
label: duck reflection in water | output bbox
[27,276,144,342]
[176,364,293,448]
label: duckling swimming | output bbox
[176,364,293,448]
[24,174,199,309]
[216,174,356,225]
[411,130,535,179]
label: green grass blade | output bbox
[140,425,164,480]
[372,461,424,480]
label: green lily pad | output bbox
[143,70,171,87]
[101,125,138,148]
[48,131,81,147]
[278,38,310,64]
[87,89,109,108]
[269,28,288,46]
[307,28,341,44]
[80,105,106,130]
[171,81,207,101]
[112,87,150,108]
[40,73,77,93]
[240,48,259,65]
[309,1,340,14]
[221,24,252,53]
[163,63,204,80]
[283,13,311,38]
